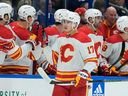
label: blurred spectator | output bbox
[126,0,128,9]
[109,0,128,16]
[67,0,88,11]
[17,0,32,9]
[51,0,64,11]
[0,0,12,5]
[98,6,121,40]
[37,0,55,27]
[93,0,106,14]
[80,1,89,9]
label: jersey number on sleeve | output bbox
[87,45,95,54]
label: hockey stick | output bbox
[37,67,75,84]
[37,67,128,84]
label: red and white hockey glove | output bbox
[45,64,56,75]
[99,64,110,75]
[75,70,92,88]
[31,22,44,46]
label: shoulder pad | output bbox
[44,26,59,35]
[0,24,14,40]
[106,34,124,43]
[10,22,30,40]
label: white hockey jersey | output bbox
[78,25,104,58]
[43,25,60,64]
[44,25,60,46]
[101,34,128,72]
[50,31,98,82]
[0,21,39,74]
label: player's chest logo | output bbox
[60,44,74,62]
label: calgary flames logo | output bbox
[60,44,74,62]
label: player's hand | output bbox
[45,64,56,75]
[75,70,92,88]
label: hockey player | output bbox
[0,4,42,74]
[42,9,70,66]
[36,9,70,75]
[44,9,70,46]
[78,9,103,75]
[50,11,98,96]
[100,16,128,76]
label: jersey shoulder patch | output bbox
[106,34,124,43]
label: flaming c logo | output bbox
[60,44,74,62]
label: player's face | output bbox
[4,14,10,21]
[106,11,117,25]
[94,16,102,28]
[27,15,35,26]
[62,20,73,32]
[3,14,10,24]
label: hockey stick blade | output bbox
[37,67,52,84]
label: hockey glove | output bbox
[75,70,92,88]
[31,21,44,46]
[44,64,56,75]
[109,66,119,76]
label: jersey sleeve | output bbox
[37,53,49,69]
[42,38,60,65]
[27,42,43,61]
[42,46,53,64]
[52,38,60,64]
[79,40,98,73]
[101,41,113,58]
[7,40,33,60]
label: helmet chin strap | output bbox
[124,31,128,34]
[88,18,96,32]
[91,24,96,32]
[3,19,10,25]
[26,18,34,27]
